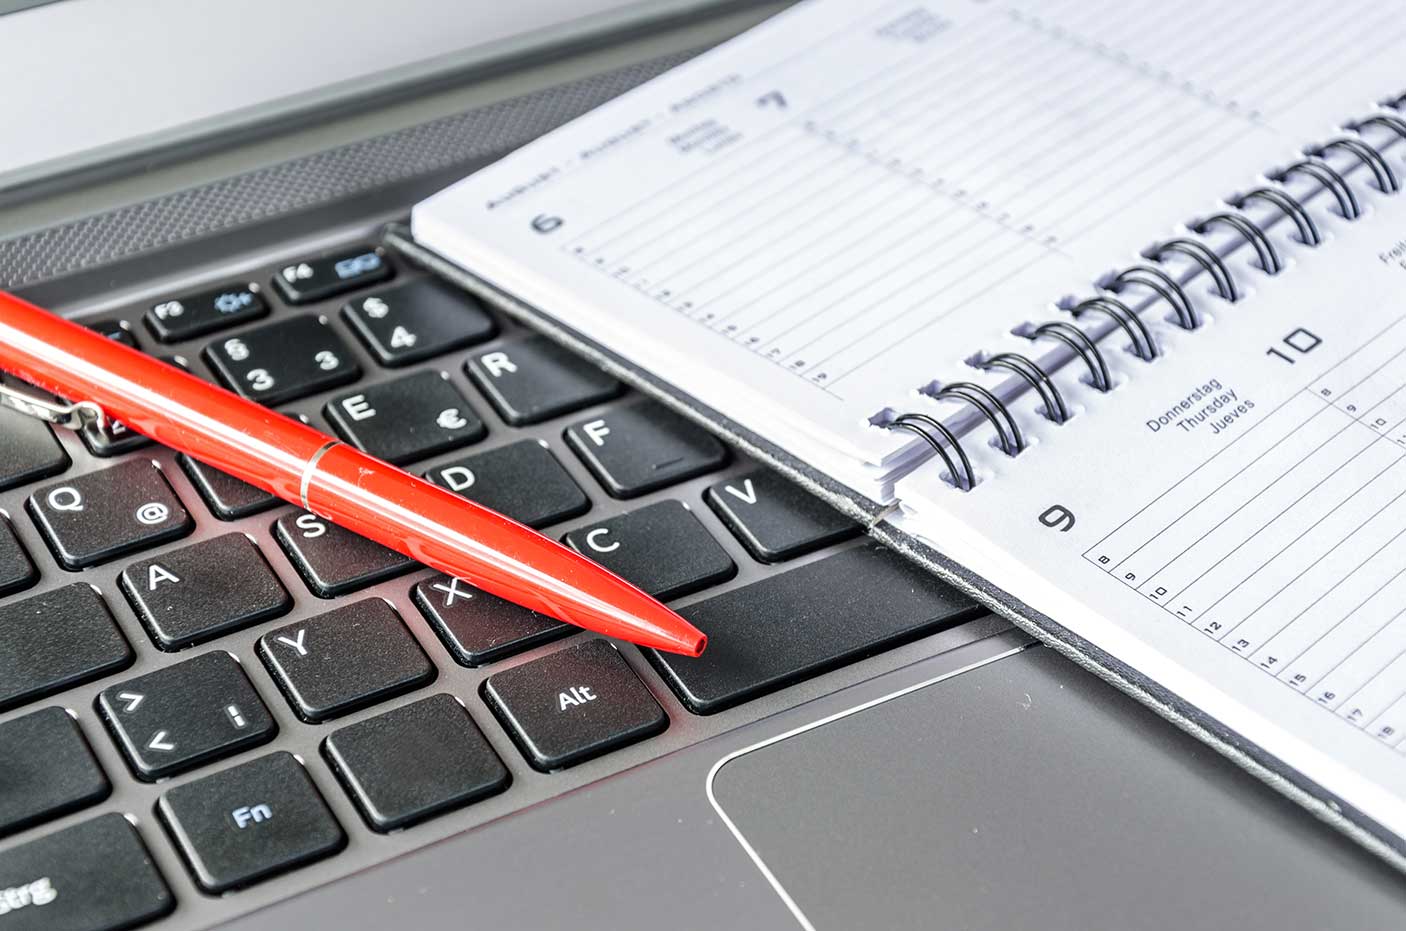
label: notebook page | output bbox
[413,0,1406,493]
[896,186,1406,851]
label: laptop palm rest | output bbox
[709,646,1406,930]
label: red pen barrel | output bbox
[306,444,705,655]
[0,290,706,656]
[0,291,333,501]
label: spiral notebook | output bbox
[410,0,1406,867]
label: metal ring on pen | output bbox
[1349,114,1406,143]
[1193,213,1283,274]
[1273,158,1361,219]
[1070,296,1158,360]
[1150,238,1239,302]
[1230,188,1321,246]
[1310,138,1399,193]
[1029,321,1111,392]
[887,413,976,491]
[1109,265,1199,329]
[979,352,1070,424]
[930,381,1025,456]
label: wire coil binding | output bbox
[886,95,1406,491]
[978,353,1070,424]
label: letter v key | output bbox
[724,478,758,504]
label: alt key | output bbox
[482,639,667,771]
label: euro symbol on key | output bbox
[1038,505,1075,533]
[436,409,468,431]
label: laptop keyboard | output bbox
[0,232,985,930]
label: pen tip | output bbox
[628,597,707,656]
[646,622,707,657]
[682,631,707,658]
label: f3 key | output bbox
[146,283,267,342]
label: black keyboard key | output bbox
[325,371,485,465]
[120,533,292,650]
[467,337,622,425]
[28,461,193,569]
[565,400,727,498]
[274,511,415,597]
[158,752,344,892]
[705,469,859,562]
[343,278,496,366]
[323,694,509,831]
[205,316,360,405]
[0,585,132,711]
[0,518,37,597]
[414,574,569,666]
[0,708,109,837]
[98,651,276,780]
[0,407,68,492]
[259,599,434,722]
[0,814,174,929]
[653,543,980,714]
[146,282,268,342]
[482,639,666,771]
[563,501,734,600]
[424,440,589,529]
[78,416,151,457]
[180,454,279,520]
[87,319,139,349]
[272,245,391,304]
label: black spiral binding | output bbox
[885,98,1405,491]
[1109,264,1200,328]
[887,412,976,491]
[1229,188,1321,246]
[977,353,1071,424]
[927,382,1025,455]
[1067,296,1157,361]
[1273,158,1360,219]
[1149,239,1240,303]
[1310,138,1399,193]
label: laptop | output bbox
[1,2,1404,928]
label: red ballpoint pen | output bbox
[0,290,707,657]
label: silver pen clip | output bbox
[0,383,106,431]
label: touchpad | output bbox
[709,646,1406,931]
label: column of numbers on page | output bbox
[1084,317,1406,751]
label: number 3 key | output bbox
[205,316,360,405]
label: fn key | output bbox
[158,751,344,892]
